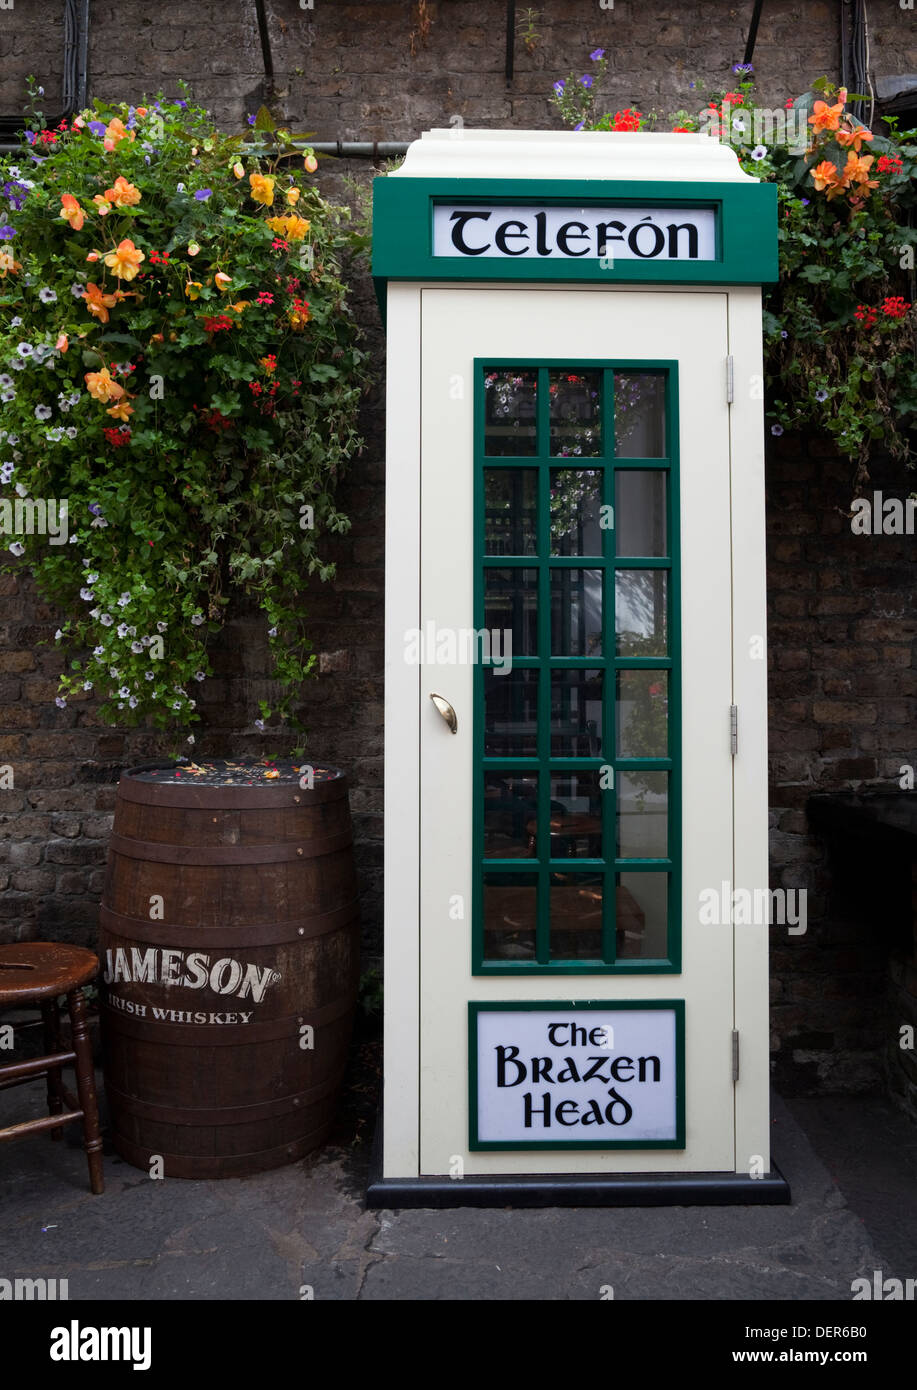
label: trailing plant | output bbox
[551,55,917,474]
[0,85,368,737]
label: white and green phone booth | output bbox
[369,129,787,1205]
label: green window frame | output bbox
[472,358,681,976]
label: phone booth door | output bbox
[419,287,734,1176]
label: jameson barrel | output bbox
[98,759,359,1178]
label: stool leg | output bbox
[41,997,64,1140]
[67,988,104,1195]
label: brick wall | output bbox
[2,0,917,1097]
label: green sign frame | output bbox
[468,998,687,1151]
[372,176,778,297]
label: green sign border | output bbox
[468,998,687,1151]
[372,177,778,294]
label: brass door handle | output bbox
[429,693,458,735]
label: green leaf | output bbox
[254,106,276,134]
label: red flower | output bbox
[256,291,275,306]
[877,155,904,175]
[103,426,131,448]
[882,296,911,319]
[854,304,877,326]
[203,314,234,333]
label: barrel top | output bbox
[126,760,343,786]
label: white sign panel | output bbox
[472,1005,682,1146]
[433,204,716,262]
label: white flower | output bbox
[34,404,52,420]
[117,592,131,607]
[116,622,129,638]
[187,734,195,745]
[68,534,78,543]
[45,427,65,442]
[54,628,63,641]
[254,719,265,731]
[68,392,81,406]
[55,696,66,709]
[99,613,113,626]
[16,342,33,357]
[90,515,108,529]
[109,668,120,679]
[14,483,27,498]
[1,390,16,403]
[82,680,92,691]
[70,283,86,298]
[194,670,205,681]
[10,316,22,328]
[80,587,94,600]
[177,182,185,192]
[131,641,143,654]
[144,670,155,681]
[9,541,24,556]
[268,626,277,637]
[140,635,152,647]
[8,359,25,372]
[92,645,105,657]
[0,374,12,389]
[751,144,768,161]
[172,701,182,710]
[118,686,130,698]
[7,167,20,178]
[156,621,167,633]
[88,607,100,619]
[190,612,204,626]
[65,427,77,440]
[128,696,138,708]
[86,572,99,583]
[57,392,71,411]
[117,702,125,709]
[38,287,57,304]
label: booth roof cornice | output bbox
[392,128,759,184]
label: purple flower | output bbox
[590,48,605,61]
[88,502,103,516]
[732,62,754,74]
[177,99,188,109]
[87,121,106,137]
[247,113,257,126]
[574,121,585,131]
[579,74,593,89]
[815,389,828,402]
[771,424,784,436]
[194,189,212,202]
[55,696,66,709]
[553,81,565,95]
[801,197,810,206]
[780,330,788,339]
[0,226,16,241]
[24,131,36,145]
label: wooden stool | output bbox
[0,943,104,1194]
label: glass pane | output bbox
[616,670,668,759]
[614,373,666,457]
[484,668,538,757]
[550,873,603,960]
[484,469,537,555]
[550,370,602,457]
[550,669,603,756]
[615,471,667,557]
[616,570,667,656]
[484,567,538,656]
[484,370,537,455]
[483,772,538,858]
[617,771,669,859]
[484,874,536,961]
[616,872,668,959]
[548,771,603,859]
[550,468,603,556]
[550,568,603,656]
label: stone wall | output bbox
[2,0,917,1098]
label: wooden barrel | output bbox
[98,759,359,1178]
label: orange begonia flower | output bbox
[0,249,21,277]
[104,238,145,280]
[259,355,276,375]
[267,214,311,242]
[810,159,839,193]
[232,162,245,179]
[286,186,301,205]
[104,175,141,207]
[60,194,85,230]
[106,398,134,422]
[55,333,69,353]
[103,117,134,152]
[84,367,125,403]
[93,196,112,216]
[808,99,844,134]
[288,305,310,331]
[184,281,203,300]
[86,250,101,262]
[303,154,318,173]
[214,272,232,290]
[135,107,147,117]
[228,300,249,314]
[841,151,879,194]
[836,126,874,151]
[82,281,120,323]
[249,172,275,206]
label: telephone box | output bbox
[369,129,787,1205]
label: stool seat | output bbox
[0,944,99,1005]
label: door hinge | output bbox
[730,704,738,756]
[726,355,735,404]
[732,1029,740,1082]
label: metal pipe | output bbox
[505,0,516,84]
[253,0,276,100]
[743,0,765,67]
